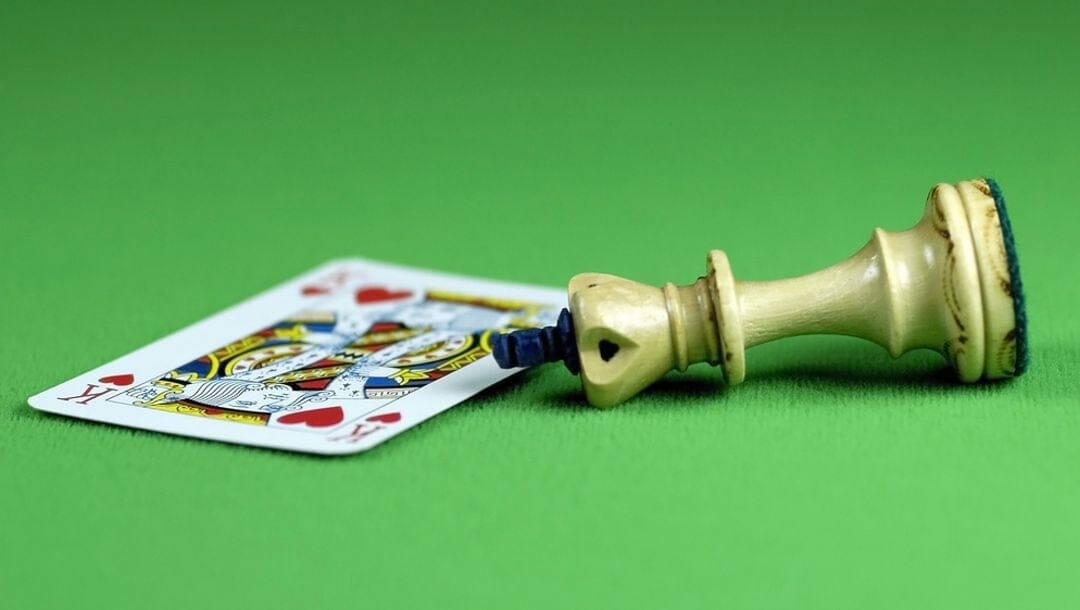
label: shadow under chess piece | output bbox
[493,178,1028,407]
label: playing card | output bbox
[28,259,564,454]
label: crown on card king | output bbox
[492,179,1028,407]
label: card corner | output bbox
[26,394,54,412]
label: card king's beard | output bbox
[163,378,328,413]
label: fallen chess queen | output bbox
[493,178,1028,407]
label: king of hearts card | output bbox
[29,259,565,454]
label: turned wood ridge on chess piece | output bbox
[492,178,1028,407]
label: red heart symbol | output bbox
[278,406,345,428]
[301,285,330,296]
[99,373,134,386]
[366,412,401,425]
[355,286,413,304]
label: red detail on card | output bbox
[301,285,331,296]
[98,373,134,386]
[278,406,345,428]
[296,379,332,390]
[355,287,413,304]
[366,412,401,425]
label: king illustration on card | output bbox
[29,259,565,454]
[111,287,555,429]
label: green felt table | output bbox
[3,1,1079,608]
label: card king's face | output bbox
[162,379,300,412]
[106,288,552,431]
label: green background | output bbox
[2,1,1078,608]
